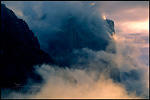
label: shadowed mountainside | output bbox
[1,4,54,88]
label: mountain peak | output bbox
[105,18,115,36]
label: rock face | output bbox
[1,4,54,88]
[40,14,120,82]
[46,13,121,82]
[105,19,115,36]
[44,15,116,66]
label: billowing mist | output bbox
[1,1,149,99]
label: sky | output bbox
[103,1,149,66]
[1,1,149,99]
[103,1,149,34]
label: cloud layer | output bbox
[1,34,149,98]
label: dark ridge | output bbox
[1,4,54,89]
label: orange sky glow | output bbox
[104,1,149,36]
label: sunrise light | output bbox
[103,15,106,20]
